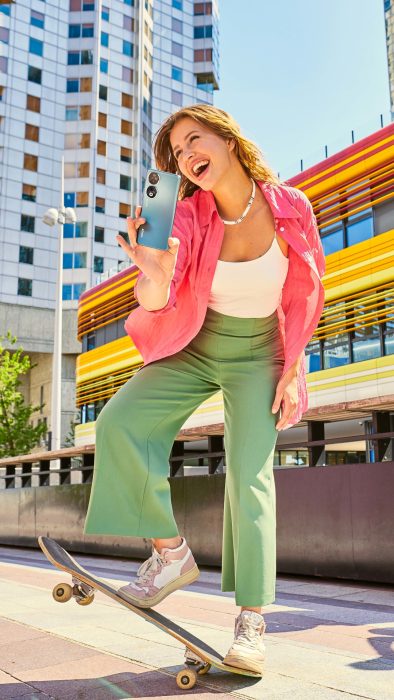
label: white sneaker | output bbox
[223,610,266,675]
[118,537,199,608]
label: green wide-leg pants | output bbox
[84,306,284,606]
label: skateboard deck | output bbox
[38,536,262,690]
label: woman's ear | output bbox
[227,138,236,152]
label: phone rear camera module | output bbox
[147,185,157,198]
[148,172,160,185]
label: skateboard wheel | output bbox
[197,663,211,675]
[75,592,95,606]
[52,583,73,603]
[176,669,197,689]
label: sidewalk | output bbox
[0,546,393,699]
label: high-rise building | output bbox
[384,0,394,120]
[0,0,219,446]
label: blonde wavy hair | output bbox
[153,104,281,200]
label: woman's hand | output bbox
[271,370,299,431]
[116,206,180,287]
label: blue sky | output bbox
[214,0,391,181]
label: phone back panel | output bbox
[137,170,181,251]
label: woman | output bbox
[84,104,325,675]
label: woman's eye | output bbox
[174,135,199,160]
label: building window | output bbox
[74,252,87,268]
[29,37,43,56]
[67,79,79,93]
[62,285,72,300]
[23,154,38,172]
[63,253,73,269]
[69,24,81,37]
[98,112,107,128]
[81,77,92,92]
[18,279,33,297]
[194,25,212,38]
[100,57,108,73]
[172,0,182,8]
[81,49,93,64]
[0,27,9,44]
[94,226,104,243]
[122,67,133,83]
[194,48,212,61]
[121,119,133,135]
[119,202,131,219]
[321,228,343,256]
[97,168,106,184]
[66,107,78,121]
[172,41,183,58]
[87,332,96,350]
[0,5,11,15]
[172,18,182,33]
[194,2,212,14]
[101,31,109,47]
[19,246,34,264]
[65,133,91,148]
[97,140,106,155]
[123,16,134,31]
[68,51,79,65]
[96,197,105,213]
[322,334,350,369]
[102,6,109,21]
[25,124,39,142]
[22,184,37,202]
[74,284,86,300]
[21,214,35,232]
[122,93,133,108]
[120,147,132,163]
[99,84,108,100]
[120,175,131,191]
[0,57,8,74]
[171,90,182,106]
[28,65,42,84]
[171,66,182,81]
[26,95,41,114]
[82,23,94,37]
[346,211,373,247]
[94,256,104,273]
[123,40,133,56]
[76,222,88,237]
[77,192,89,207]
[124,0,135,5]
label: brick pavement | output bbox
[0,547,393,699]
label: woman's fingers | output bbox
[275,394,297,431]
[126,212,145,248]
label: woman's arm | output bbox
[271,352,303,430]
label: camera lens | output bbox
[148,172,160,185]
[147,186,157,198]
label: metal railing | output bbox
[0,430,393,489]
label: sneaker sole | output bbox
[118,564,200,608]
[223,653,264,676]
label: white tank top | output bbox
[207,236,289,318]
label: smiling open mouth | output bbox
[192,161,210,179]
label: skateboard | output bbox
[38,536,262,690]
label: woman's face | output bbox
[169,116,234,190]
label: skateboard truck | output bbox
[177,648,211,688]
[52,577,95,606]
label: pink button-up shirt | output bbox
[124,180,325,427]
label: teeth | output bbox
[192,160,209,174]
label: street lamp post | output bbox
[42,156,76,452]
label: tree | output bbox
[0,331,48,457]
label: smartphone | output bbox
[137,169,181,251]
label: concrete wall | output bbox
[1,463,393,584]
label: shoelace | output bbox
[235,617,264,648]
[135,548,165,585]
